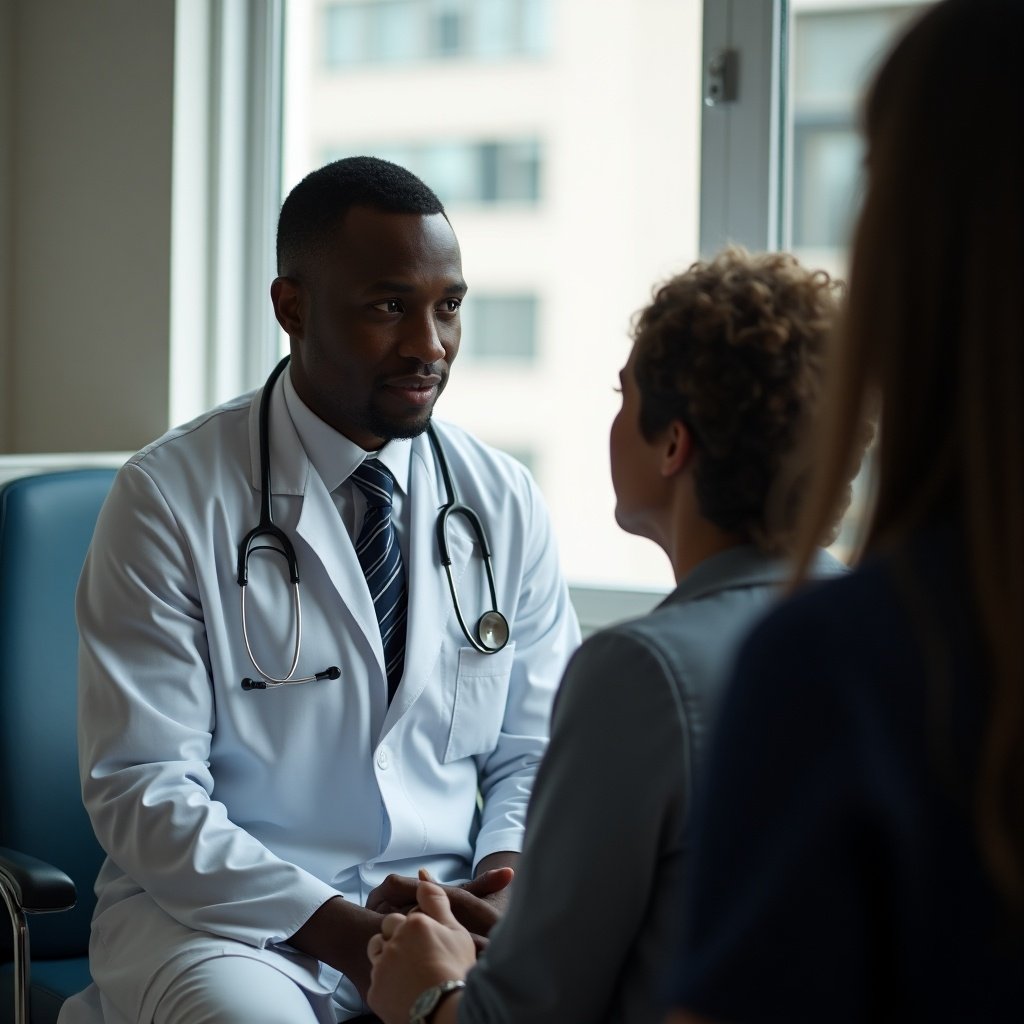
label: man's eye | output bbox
[438,299,462,313]
[372,299,403,313]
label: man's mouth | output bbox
[382,374,443,407]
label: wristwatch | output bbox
[408,979,467,1024]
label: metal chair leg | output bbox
[0,876,31,1024]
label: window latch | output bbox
[705,49,739,106]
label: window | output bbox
[784,1,931,558]
[460,294,538,362]
[323,0,549,67]
[322,140,542,205]
[286,0,702,590]
[787,2,927,274]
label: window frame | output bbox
[169,0,285,428]
[699,0,787,255]
[181,0,790,625]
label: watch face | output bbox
[409,980,465,1024]
[410,987,441,1019]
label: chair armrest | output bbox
[0,846,77,913]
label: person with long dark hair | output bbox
[668,1,1024,1019]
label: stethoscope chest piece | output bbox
[477,610,510,653]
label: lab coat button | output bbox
[376,748,390,770]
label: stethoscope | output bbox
[237,356,510,691]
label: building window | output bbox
[789,5,923,254]
[323,139,542,205]
[460,294,538,362]
[324,0,550,67]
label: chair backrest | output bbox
[0,469,117,959]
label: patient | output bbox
[365,247,863,1024]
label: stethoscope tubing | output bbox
[427,428,505,655]
[237,356,509,690]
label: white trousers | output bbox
[151,956,339,1024]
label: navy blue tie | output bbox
[351,461,407,702]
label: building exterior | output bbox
[283,0,927,587]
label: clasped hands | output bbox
[366,866,512,1023]
[367,863,513,942]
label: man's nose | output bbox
[400,313,448,364]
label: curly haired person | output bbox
[363,247,863,1024]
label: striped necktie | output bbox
[351,460,408,702]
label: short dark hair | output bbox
[276,156,446,276]
[631,246,848,553]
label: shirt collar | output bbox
[282,369,412,496]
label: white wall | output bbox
[0,0,176,454]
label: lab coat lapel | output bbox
[382,434,473,732]
[294,475,383,669]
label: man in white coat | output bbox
[60,157,580,1024]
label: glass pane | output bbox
[373,1,420,62]
[785,1,932,559]
[491,139,541,202]
[786,0,931,277]
[520,0,549,55]
[285,0,704,589]
[324,5,368,66]
[422,142,480,203]
[794,9,907,104]
[461,295,539,361]
[791,123,861,249]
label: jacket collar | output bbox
[662,544,845,608]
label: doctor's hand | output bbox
[367,864,513,938]
[367,880,476,1024]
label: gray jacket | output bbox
[459,545,845,1024]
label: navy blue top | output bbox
[672,527,1024,1021]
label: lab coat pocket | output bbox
[443,643,516,763]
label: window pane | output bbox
[321,0,549,65]
[490,139,540,202]
[520,0,549,55]
[373,1,419,62]
[423,142,479,203]
[785,0,931,557]
[794,9,907,104]
[461,295,538,361]
[317,140,541,206]
[324,5,367,66]
[791,123,861,248]
[787,1,929,275]
[285,0,703,589]
[433,9,464,58]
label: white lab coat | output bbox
[63,376,580,1023]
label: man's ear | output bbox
[661,420,695,478]
[270,276,306,337]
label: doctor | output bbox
[60,157,580,1024]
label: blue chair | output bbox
[0,469,117,1024]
